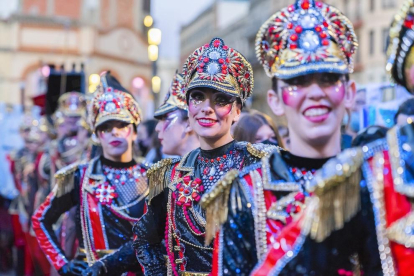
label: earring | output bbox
[90,132,101,146]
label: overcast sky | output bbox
[152,0,214,59]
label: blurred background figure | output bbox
[136,119,163,164]
[394,98,414,126]
[351,125,389,147]
[233,111,283,147]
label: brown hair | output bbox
[233,111,283,146]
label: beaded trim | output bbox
[362,153,396,275]
[252,161,268,261]
[387,126,414,197]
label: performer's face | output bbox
[188,88,241,144]
[155,110,191,156]
[268,73,355,148]
[97,121,137,161]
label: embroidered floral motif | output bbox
[176,176,204,207]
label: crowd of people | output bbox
[2,0,414,275]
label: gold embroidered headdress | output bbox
[386,0,414,92]
[53,92,88,127]
[182,37,254,102]
[154,72,187,119]
[256,0,358,79]
[89,72,142,131]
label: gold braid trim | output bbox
[54,161,81,197]
[306,148,363,242]
[246,143,281,159]
[200,169,239,245]
[147,158,173,204]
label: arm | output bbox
[132,192,167,276]
[31,167,80,271]
[83,241,142,276]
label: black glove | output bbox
[82,261,106,276]
[59,259,89,276]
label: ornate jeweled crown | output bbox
[154,72,187,119]
[182,37,254,102]
[386,0,414,91]
[89,72,142,130]
[256,0,358,79]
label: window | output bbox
[382,0,395,9]
[369,30,375,56]
[383,28,389,53]
[356,1,362,20]
[344,0,349,16]
[355,31,361,63]
[370,0,375,12]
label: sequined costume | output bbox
[84,72,189,275]
[200,1,384,275]
[202,147,383,275]
[32,72,147,275]
[133,141,274,275]
[133,38,275,275]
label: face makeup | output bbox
[188,90,236,126]
[163,113,180,132]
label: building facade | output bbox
[179,0,406,116]
[0,0,154,117]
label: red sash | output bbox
[378,151,414,276]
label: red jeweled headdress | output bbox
[256,0,358,79]
[182,37,254,102]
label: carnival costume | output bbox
[84,72,190,275]
[9,117,52,275]
[202,1,384,275]
[349,1,414,275]
[133,38,276,276]
[32,73,148,275]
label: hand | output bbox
[82,261,106,276]
[59,259,88,276]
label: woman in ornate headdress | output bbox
[202,0,385,275]
[83,72,201,276]
[32,72,148,276]
[133,38,275,276]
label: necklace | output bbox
[198,149,243,191]
[94,164,141,205]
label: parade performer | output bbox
[32,72,148,276]
[10,117,51,276]
[202,1,384,275]
[133,38,275,276]
[83,72,200,276]
[36,92,91,266]
[38,91,91,189]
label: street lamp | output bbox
[147,25,162,106]
[89,74,100,93]
[148,45,159,61]
[152,76,161,93]
[143,15,153,27]
[148,28,162,45]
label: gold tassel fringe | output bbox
[54,161,80,197]
[200,169,239,245]
[307,148,363,242]
[147,158,173,204]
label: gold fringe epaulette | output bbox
[147,158,173,204]
[54,161,81,197]
[306,148,363,242]
[200,169,239,245]
[247,143,281,159]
